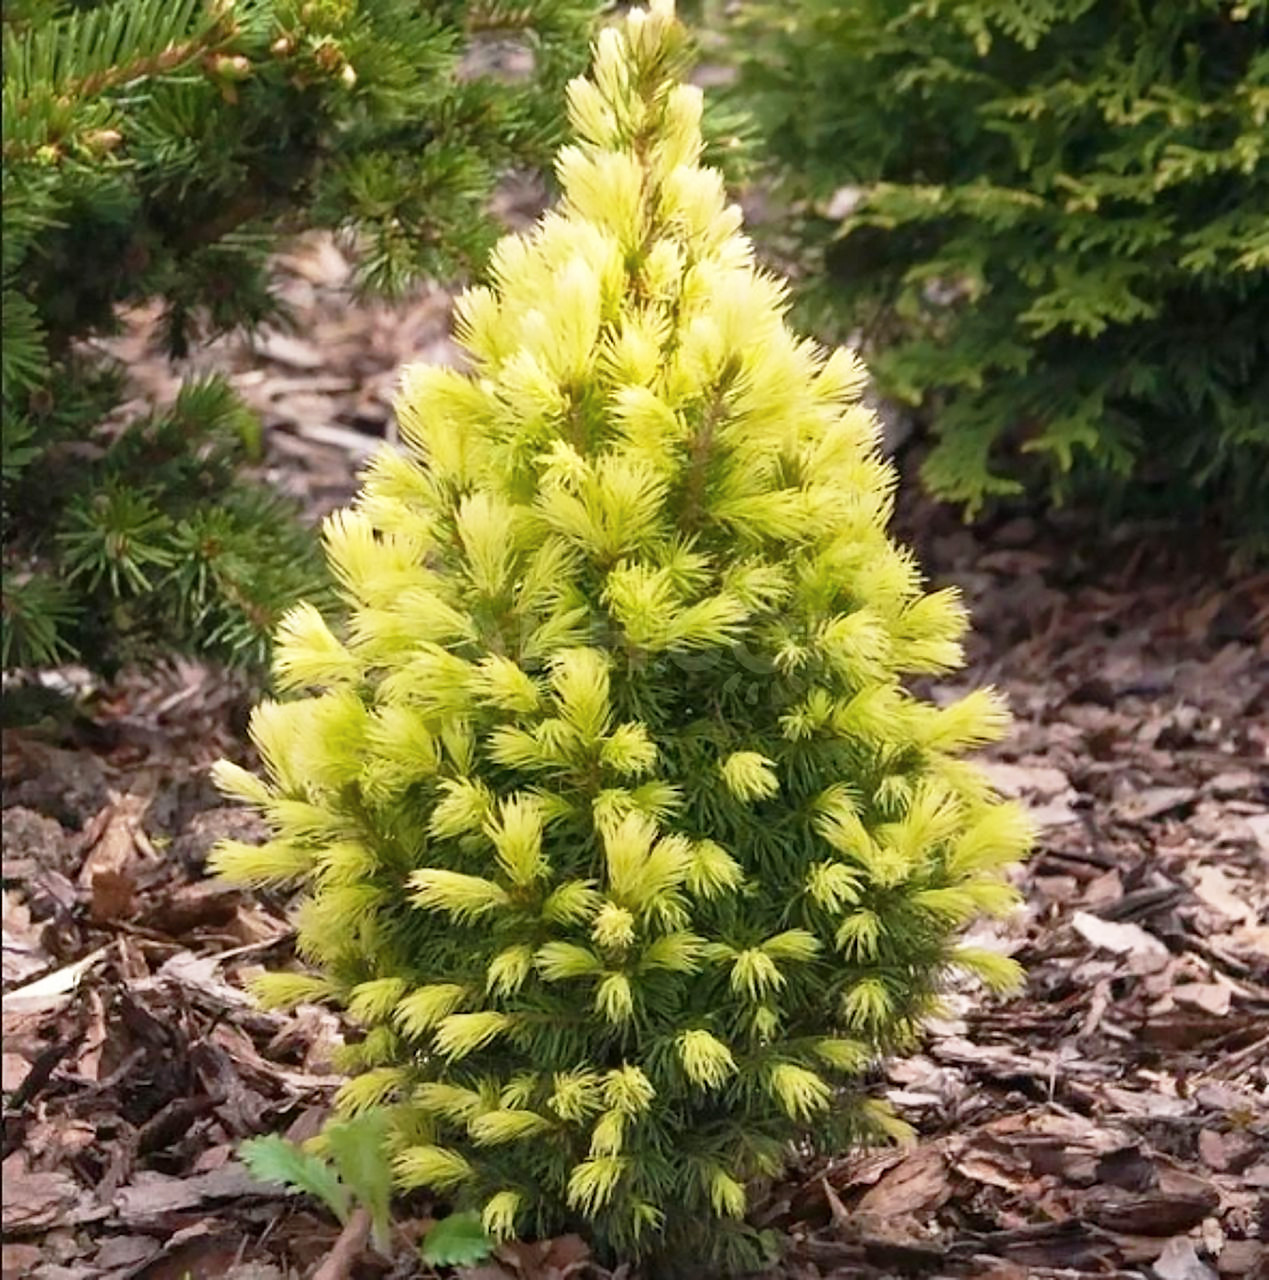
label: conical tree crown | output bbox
[213,3,1031,1270]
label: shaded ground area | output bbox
[3,238,1267,1280]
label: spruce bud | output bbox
[82,129,123,154]
[208,54,252,82]
[313,42,343,73]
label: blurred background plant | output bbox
[1,0,597,682]
[729,0,1269,547]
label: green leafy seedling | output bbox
[325,1110,394,1251]
[239,1110,394,1251]
[239,1133,351,1223]
[421,1211,494,1268]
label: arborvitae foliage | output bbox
[1,0,595,675]
[212,4,1032,1271]
[732,0,1269,536]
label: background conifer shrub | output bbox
[732,0,1269,536]
[212,3,1033,1270]
[1,0,595,675]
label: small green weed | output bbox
[239,1110,493,1266]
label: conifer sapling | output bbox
[214,3,1032,1269]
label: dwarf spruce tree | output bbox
[212,3,1032,1270]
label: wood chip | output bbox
[856,1147,953,1217]
[1153,1236,1219,1280]
[1072,911,1170,968]
[1,1164,84,1234]
[1191,865,1257,925]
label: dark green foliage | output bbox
[2,0,597,675]
[733,0,1269,536]
[5,374,332,672]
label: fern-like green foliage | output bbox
[241,1108,403,1253]
[1,0,596,676]
[733,0,1269,538]
[213,4,1032,1272]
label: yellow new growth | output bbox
[567,1155,628,1215]
[469,1109,552,1146]
[485,794,549,887]
[394,984,468,1037]
[767,1062,832,1121]
[394,1145,473,1191]
[409,869,509,923]
[433,1011,514,1061]
[483,1190,523,1240]
[720,751,779,802]
[677,1029,737,1088]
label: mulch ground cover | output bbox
[4,235,1266,1280]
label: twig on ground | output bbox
[311,1207,372,1280]
[1194,1029,1269,1081]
